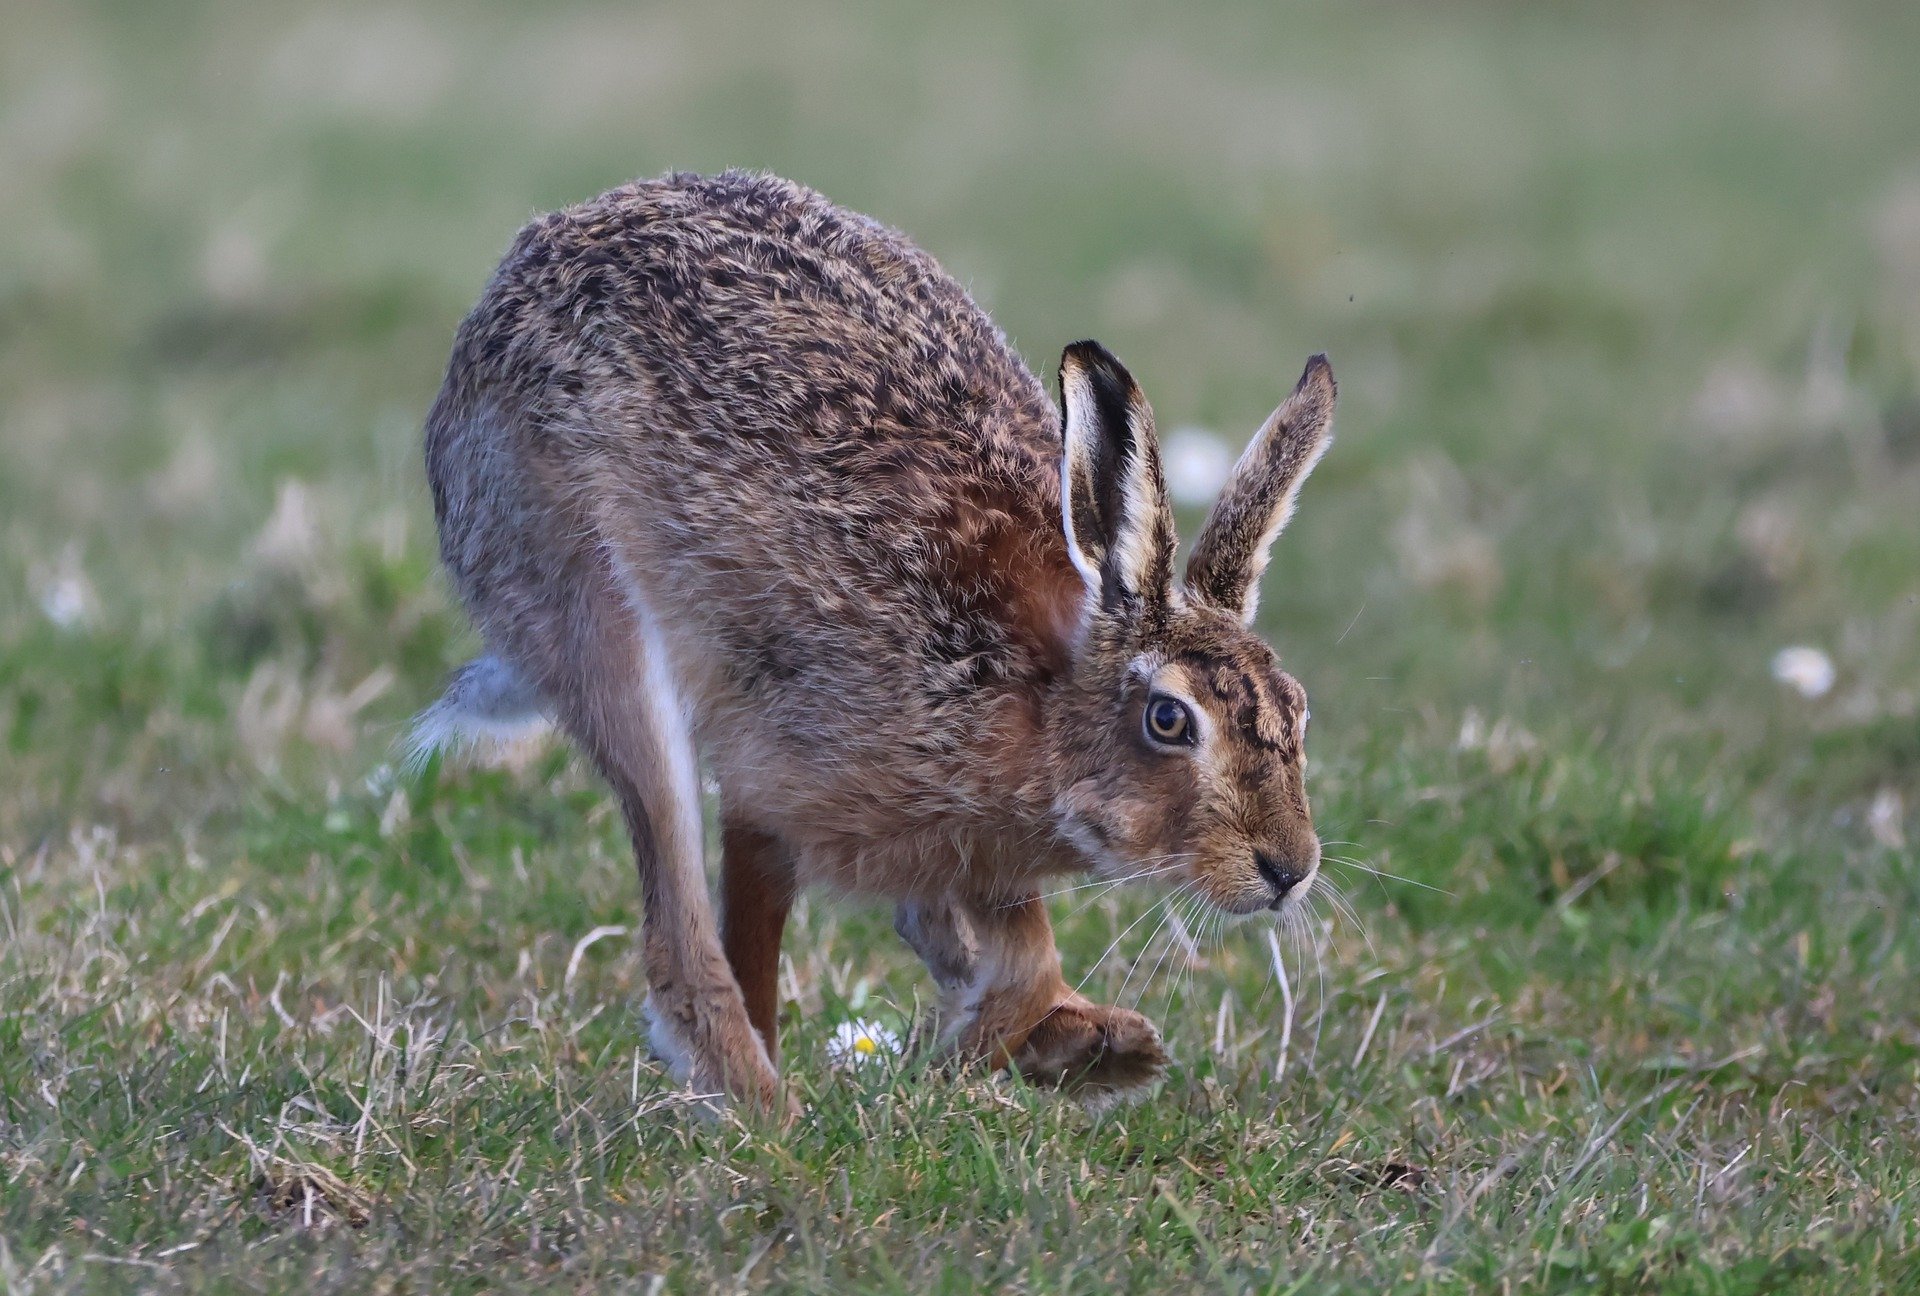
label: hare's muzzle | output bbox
[1255,850,1309,910]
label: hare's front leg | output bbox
[894,894,1169,1099]
[719,817,796,1063]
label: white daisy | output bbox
[1770,645,1835,699]
[826,1019,900,1068]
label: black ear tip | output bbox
[1059,337,1128,408]
[1297,352,1336,399]
[1061,339,1133,389]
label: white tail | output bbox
[405,655,550,769]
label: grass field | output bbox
[5,1,1920,1290]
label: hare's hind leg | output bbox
[430,394,776,1110]
[719,817,796,1062]
[512,561,781,1111]
[895,894,1169,1100]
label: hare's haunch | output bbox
[418,171,1336,1110]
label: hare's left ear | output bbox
[1184,355,1336,623]
[1058,341,1177,616]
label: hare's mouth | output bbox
[1207,856,1318,919]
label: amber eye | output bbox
[1143,695,1195,746]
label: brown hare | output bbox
[416,171,1336,1112]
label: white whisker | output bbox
[1020,858,1191,907]
[1071,887,1180,1002]
[1323,854,1452,897]
[1117,885,1190,1010]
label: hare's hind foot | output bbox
[645,987,796,1122]
[1012,995,1169,1104]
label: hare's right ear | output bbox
[1184,355,1336,623]
[1058,341,1177,617]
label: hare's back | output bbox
[449,172,1079,752]
[479,171,1058,487]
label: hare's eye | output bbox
[1143,695,1195,747]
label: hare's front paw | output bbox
[1013,998,1169,1101]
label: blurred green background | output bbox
[5,1,1917,828]
[3,1,1919,1289]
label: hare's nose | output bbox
[1254,851,1307,907]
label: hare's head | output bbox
[1044,342,1336,917]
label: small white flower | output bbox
[1162,426,1236,508]
[826,1019,900,1068]
[31,545,98,632]
[1770,646,1835,699]
[38,575,92,630]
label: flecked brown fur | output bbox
[422,171,1337,1110]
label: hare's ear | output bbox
[1058,341,1177,616]
[1184,354,1336,623]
